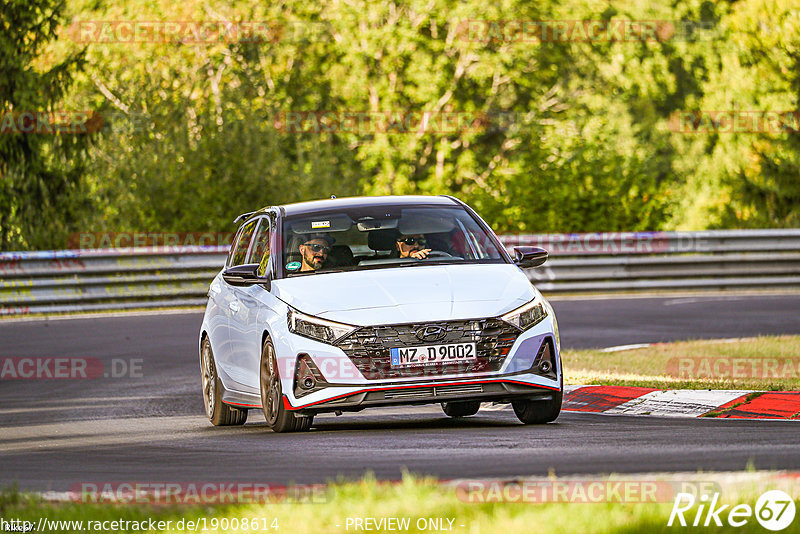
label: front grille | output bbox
[384,388,435,400]
[376,384,484,400]
[435,384,484,396]
[336,318,520,379]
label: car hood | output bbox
[271,263,536,325]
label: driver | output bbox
[299,234,334,271]
[396,233,431,260]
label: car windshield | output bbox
[281,205,506,276]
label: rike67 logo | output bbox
[668,490,796,531]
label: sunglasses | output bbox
[303,243,330,254]
[399,237,426,246]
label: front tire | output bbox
[201,337,247,426]
[259,337,312,433]
[512,391,562,424]
[441,401,481,417]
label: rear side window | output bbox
[228,220,257,266]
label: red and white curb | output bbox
[562,385,800,419]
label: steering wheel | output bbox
[424,251,453,259]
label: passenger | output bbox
[299,234,334,271]
[396,233,431,260]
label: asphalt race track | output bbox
[553,293,800,349]
[1,293,799,491]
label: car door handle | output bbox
[229,301,240,313]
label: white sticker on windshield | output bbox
[311,221,331,229]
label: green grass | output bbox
[562,335,800,390]
[2,474,798,533]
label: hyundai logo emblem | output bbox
[415,325,447,342]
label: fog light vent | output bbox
[294,354,328,398]
[532,337,557,378]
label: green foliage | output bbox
[715,0,800,227]
[0,0,89,249]
[672,0,800,228]
[3,0,799,249]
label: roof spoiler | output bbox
[233,211,257,224]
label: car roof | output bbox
[277,195,460,217]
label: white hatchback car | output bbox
[200,195,561,432]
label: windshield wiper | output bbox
[398,259,462,267]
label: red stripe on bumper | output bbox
[226,401,261,408]
[563,386,658,412]
[284,379,560,410]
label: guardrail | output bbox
[498,229,800,293]
[1,230,799,315]
[0,247,228,315]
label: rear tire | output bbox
[512,391,562,424]
[441,400,481,418]
[260,337,313,433]
[201,337,247,426]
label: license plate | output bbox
[390,343,477,367]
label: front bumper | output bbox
[279,310,561,413]
[285,376,560,414]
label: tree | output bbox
[7,0,796,249]
[721,0,800,227]
[673,0,800,228]
[0,0,90,249]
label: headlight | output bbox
[500,296,548,331]
[288,308,356,344]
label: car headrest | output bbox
[327,245,354,267]
[367,229,399,251]
[284,235,304,265]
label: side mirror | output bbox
[513,246,549,268]
[222,264,260,286]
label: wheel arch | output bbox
[199,330,209,361]
[261,328,284,379]
[261,329,271,347]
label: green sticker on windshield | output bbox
[286,261,301,271]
